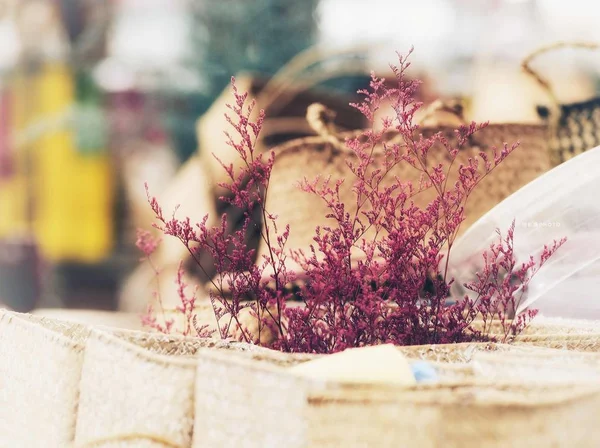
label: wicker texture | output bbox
[197,75,367,199]
[524,316,600,335]
[32,308,145,331]
[512,317,600,352]
[522,42,600,165]
[513,333,600,352]
[258,123,549,266]
[396,341,553,363]
[472,349,600,385]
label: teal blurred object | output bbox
[159,90,211,162]
[161,0,319,161]
[74,71,108,156]
[189,0,320,97]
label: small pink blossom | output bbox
[135,228,160,258]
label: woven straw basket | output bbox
[479,317,600,352]
[31,308,145,330]
[514,332,600,352]
[470,348,600,384]
[257,118,549,268]
[197,74,367,202]
[193,342,600,448]
[522,41,600,165]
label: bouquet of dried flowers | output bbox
[142,50,564,354]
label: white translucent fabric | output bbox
[448,145,600,319]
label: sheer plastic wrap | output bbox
[448,145,600,319]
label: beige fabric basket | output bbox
[0,309,254,447]
[4,306,600,447]
[74,328,257,448]
[193,347,316,448]
[0,310,95,447]
[307,383,600,448]
[192,342,600,448]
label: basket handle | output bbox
[418,99,467,126]
[257,42,376,117]
[306,98,468,151]
[305,103,346,150]
[521,41,600,110]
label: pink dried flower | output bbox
[135,227,173,334]
[141,303,174,334]
[174,261,215,338]
[144,50,564,353]
[464,221,566,342]
[135,228,160,258]
[147,76,293,347]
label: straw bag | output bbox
[257,106,549,269]
[192,342,600,448]
[523,41,600,165]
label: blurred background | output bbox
[1,0,600,315]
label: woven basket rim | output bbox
[196,341,600,405]
[270,123,549,159]
[1,310,88,351]
[88,328,207,367]
[308,381,600,408]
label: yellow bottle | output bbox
[33,63,113,262]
